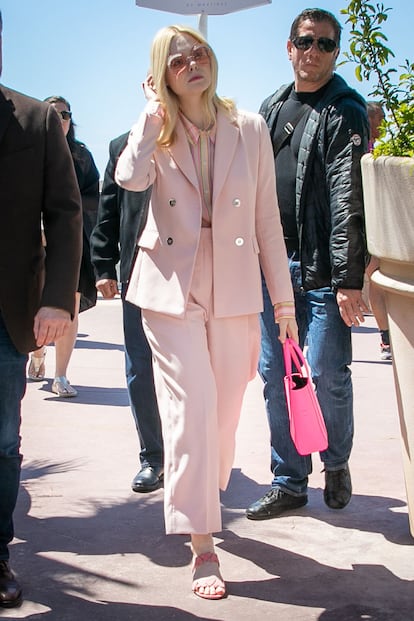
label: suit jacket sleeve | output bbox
[115,101,163,191]
[255,115,294,306]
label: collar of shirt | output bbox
[179,113,216,146]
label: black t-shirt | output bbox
[274,84,329,253]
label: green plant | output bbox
[341,0,414,156]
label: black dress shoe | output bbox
[324,464,352,509]
[246,487,308,520]
[0,560,22,608]
[131,466,164,493]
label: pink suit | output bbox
[116,103,294,534]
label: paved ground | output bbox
[3,297,413,620]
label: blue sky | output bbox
[1,0,411,174]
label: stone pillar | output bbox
[361,154,414,537]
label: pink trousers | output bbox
[142,229,260,534]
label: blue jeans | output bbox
[0,313,26,560]
[121,285,163,470]
[259,259,353,496]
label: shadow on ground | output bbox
[7,461,413,620]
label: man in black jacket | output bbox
[0,11,82,606]
[246,8,369,521]
[90,133,163,493]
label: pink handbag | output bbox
[283,338,328,456]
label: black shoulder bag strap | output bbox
[270,103,311,158]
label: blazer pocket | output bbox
[138,229,159,250]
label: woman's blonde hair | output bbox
[150,25,235,147]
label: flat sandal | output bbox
[27,349,46,381]
[192,552,226,600]
[51,376,78,398]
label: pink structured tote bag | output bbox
[283,338,328,456]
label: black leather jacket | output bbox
[260,74,369,292]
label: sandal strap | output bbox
[30,350,46,372]
[192,552,219,570]
[52,376,77,396]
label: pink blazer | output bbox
[115,105,293,318]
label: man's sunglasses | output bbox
[59,110,72,121]
[292,36,337,53]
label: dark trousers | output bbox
[0,313,26,560]
[121,285,163,469]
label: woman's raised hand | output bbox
[143,74,159,102]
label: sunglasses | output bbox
[167,45,210,74]
[59,110,72,121]
[292,36,337,53]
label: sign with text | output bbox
[135,1,271,15]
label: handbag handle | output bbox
[283,338,310,379]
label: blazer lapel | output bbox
[166,109,240,202]
[212,109,239,205]
[0,88,14,146]
[167,119,199,190]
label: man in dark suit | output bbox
[0,11,82,607]
[90,133,163,493]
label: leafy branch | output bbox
[341,0,414,156]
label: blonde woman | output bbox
[115,25,298,599]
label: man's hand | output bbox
[33,307,72,347]
[336,289,370,327]
[96,278,119,299]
